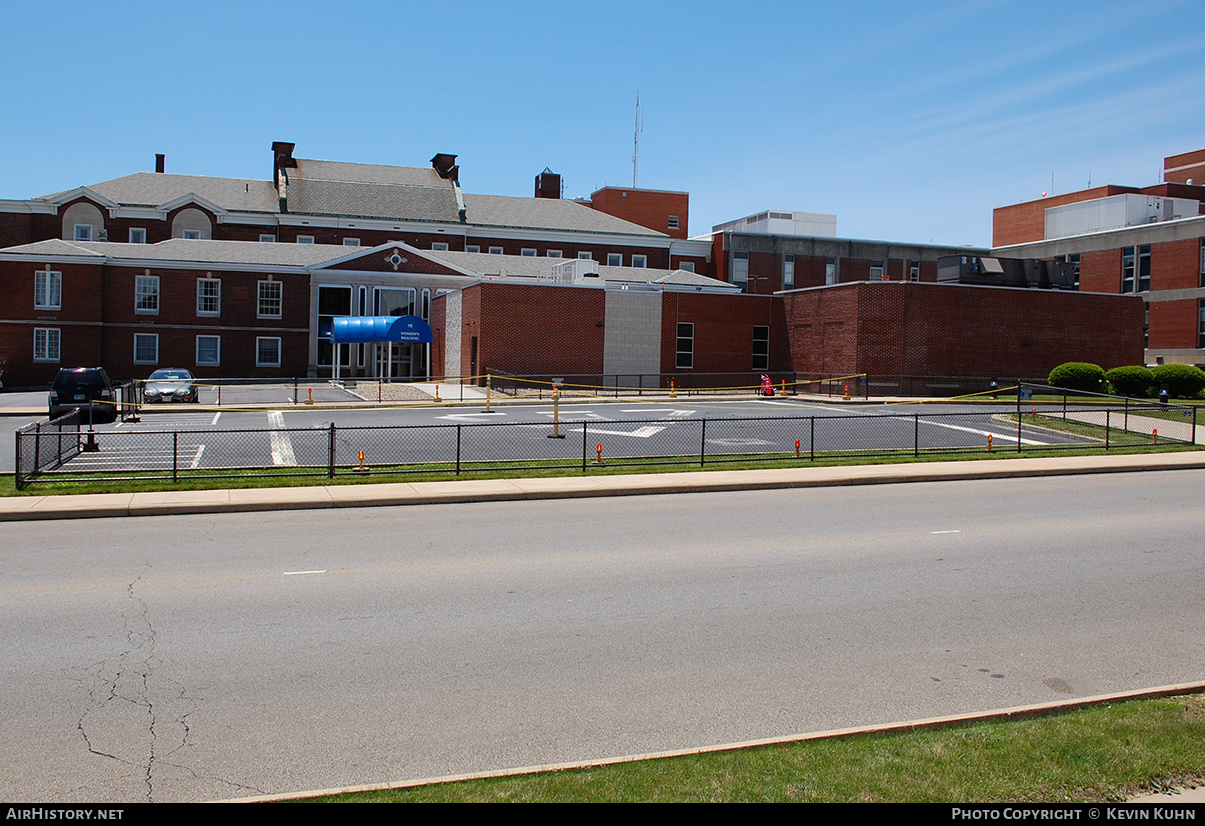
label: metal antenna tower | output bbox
[632,93,643,188]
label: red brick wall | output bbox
[1150,299,1198,350]
[589,188,689,239]
[1079,249,1120,293]
[1152,239,1200,291]
[0,213,34,248]
[0,261,107,386]
[660,292,789,376]
[992,186,1138,247]
[785,282,1144,379]
[1164,149,1205,184]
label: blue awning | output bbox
[329,315,433,344]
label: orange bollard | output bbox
[669,379,677,398]
[305,387,314,405]
[987,433,993,451]
[842,383,851,401]
[355,450,367,472]
[795,438,801,458]
[1153,428,1158,445]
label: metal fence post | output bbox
[914,413,919,457]
[699,419,707,466]
[15,429,23,491]
[1124,396,1129,433]
[1016,382,1023,453]
[1194,406,1199,446]
[582,421,588,472]
[328,423,336,478]
[294,378,299,405]
[1105,410,1110,450]
[810,416,815,461]
[456,424,461,475]
[173,432,178,482]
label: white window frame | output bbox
[466,245,481,254]
[135,275,160,314]
[196,335,221,367]
[133,333,159,365]
[431,242,450,251]
[73,224,93,241]
[783,254,795,290]
[258,280,282,319]
[547,250,562,259]
[342,238,360,247]
[869,260,886,282]
[578,251,593,260]
[181,229,202,240]
[197,278,221,316]
[34,270,62,310]
[33,328,61,362]
[256,336,282,367]
[732,252,749,288]
[825,258,838,285]
[259,234,277,243]
[607,253,623,267]
[129,228,147,244]
[520,248,537,257]
[679,261,695,273]
[296,235,315,244]
[488,246,504,255]
[632,254,648,268]
[909,261,920,282]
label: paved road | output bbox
[9,399,1090,477]
[2,470,1203,801]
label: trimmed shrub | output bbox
[1151,363,1205,399]
[1105,365,1154,398]
[1048,362,1105,393]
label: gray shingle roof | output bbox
[0,238,347,267]
[286,178,461,223]
[427,250,732,289]
[292,159,445,188]
[461,193,666,237]
[39,173,279,213]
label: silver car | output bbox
[143,368,200,404]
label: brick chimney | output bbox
[155,154,165,174]
[535,168,561,199]
[431,153,459,181]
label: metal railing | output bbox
[14,397,1198,490]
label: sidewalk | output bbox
[4,451,1204,522]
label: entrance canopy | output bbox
[330,315,432,344]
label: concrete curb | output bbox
[219,680,1205,803]
[4,451,1205,522]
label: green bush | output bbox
[1047,362,1105,393]
[1105,365,1154,398]
[1150,363,1205,399]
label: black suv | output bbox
[48,367,118,424]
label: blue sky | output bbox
[2,0,1202,247]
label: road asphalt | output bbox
[6,388,1204,803]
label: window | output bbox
[1122,246,1150,292]
[33,328,60,362]
[73,224,93,241]
[607,253,623,266]
[489,246,504,255]
[196,335,221,366]
[258,280,282,318]
[1200,240,1205,288]
[1145,301,1150,349]
[632,254,648,268]
[547,250,562,258]
[668,215,679,230]
[909,261,920,282]
[197,278,221,316]
[256,337,281,367]
[869,260,886,281]
[825,257,837,285]
[259,234,276,243]
[676,323,694,369]
[181,229,201,240]
[578,251,593,260]
[752,325,770,370]
[783,254,795,290]
[520,248,537,257]
[732,252,749,289]
[343,238,360,247]
[1199,300,1205,349]
[679,262,695,273]
[297,235,315,244]
[466,245,480,253]
[133,333,159,365]
[1070,253,1081,290]
[135,275,159,314]
[34,270,62,309]
[129,228,147,244]
[432,242,450,251]
[317,285,352,367]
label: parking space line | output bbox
[190,445,205,469]
[267,411,297,466]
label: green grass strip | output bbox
[306,695,1205,803]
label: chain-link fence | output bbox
[15,394,1198,489]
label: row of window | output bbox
[674,323,771,370]
[32,328,281,367]
[33,271,284,318]
[734,254,923,291]
[73,226,203,243]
